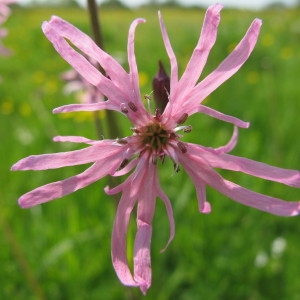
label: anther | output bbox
[177,141,187,153]
[144,94,152,101]
[120,103,128,114]
[116,138,128,145]
[131,127,140,134]
[183,125,192,133]
[128,101,138,112]
[176,113,188,125]
[119,158,129,169]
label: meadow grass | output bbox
[1,5,300,300]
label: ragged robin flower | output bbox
[11,4,300,294]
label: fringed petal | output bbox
[111,190,139,287]
[190,19,262,105]
[17,160,117,208]
[174,4,223,99]
[179,149,300,216]
[158,11,178,96]
[186,143,300,188]
[53,135,99,145]
[214,126,239,154]
[11,140,124,170]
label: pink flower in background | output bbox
[0,0,17,56]
[12,4,300,294]
[0,0,16,24]
[61,57,104,104]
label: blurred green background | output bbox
[1,3,300,299]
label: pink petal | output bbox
[111,158,138,177]
[156,185,175,252]
[190,18,262,105]
[174,4,223,99]
[43,16,152,126]
[53,135,98,145]
[133,163,157,293]
[197,105,249,128]
[18,160,117,208]
[127,18,145,103]
[219,154,300,187]
[214,126,239,154]
[42,20,123,110]
[162,14,261,128]
[111,157,152,289]
[158,11,178,96]
[218,179,300,216]
[11,140,123,171]
[180,151,300,216]
[111,189,139,288]
[110,156,172,293]
[134,221,152,295]
[195,181,211,214]
[177,151,212,214]
[42,16,130,95]
[53,101,117,114]
[126,18,151,126]
[187,143,300,187]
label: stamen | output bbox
[176,113,188,125]
[175,125,192,133]
[128,101,138,112]
[174,163,180,173]
[120,103,128,113]
[144,94,152,101]
[152,154,158,165]
[183,125,192,133]
[177,141,187,153]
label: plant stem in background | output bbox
[86,0,122,212]
[0,213,46,300]
[86,0,121,140]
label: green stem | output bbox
[87,0,105,74]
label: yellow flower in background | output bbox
[138,71,148,87]
[139,72,149,86]
[32,70,46,85]
[1,98,14,114]
[280,46,293,60]
[261,33,274,48]
[247,71,260,85]
[19,102,32,116]
[45,79,58,94]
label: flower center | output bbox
[135,122,172,153]
[117,112,191,170]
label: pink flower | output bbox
[11,4,300,294]
[0,0,17,56]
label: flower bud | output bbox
[152,60,170,113]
